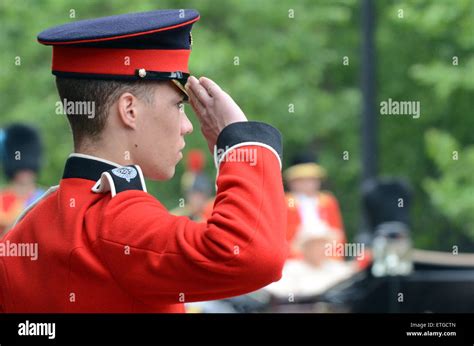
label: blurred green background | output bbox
[1,0,473,251]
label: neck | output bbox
[75,140,133,166]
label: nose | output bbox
[181,112,193,136]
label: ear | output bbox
[116,92,139,129]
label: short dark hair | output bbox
[55,77,159,147]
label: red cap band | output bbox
[52,46,190,75]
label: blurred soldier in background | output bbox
[284,153,346,261]
[262,155,354,301]
[0,124,45,235]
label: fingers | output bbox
[187,76,212,105]
[198,77,222,97]
[186,85,206,118]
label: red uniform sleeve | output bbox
[94,122,288,305]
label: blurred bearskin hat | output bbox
[0,124,43,180]
[362,178,412,230]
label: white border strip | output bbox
[13,185,59,226]
[69,153,122,168]
[134,165,148,193]
[103,172,117,197]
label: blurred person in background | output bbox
[284,153,346,261]
[264,228,356,298]
[0,124,45,236]
[264,153,366,302]
[172,149,213,221]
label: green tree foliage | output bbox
[424,129,474,242]
[376,0,474,250]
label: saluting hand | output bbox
[186,76,248,152]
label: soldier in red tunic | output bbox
[0,9,287,312]
[284,154,346,260]
[0,124,45,236]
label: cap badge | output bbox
[169,71,183,79]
